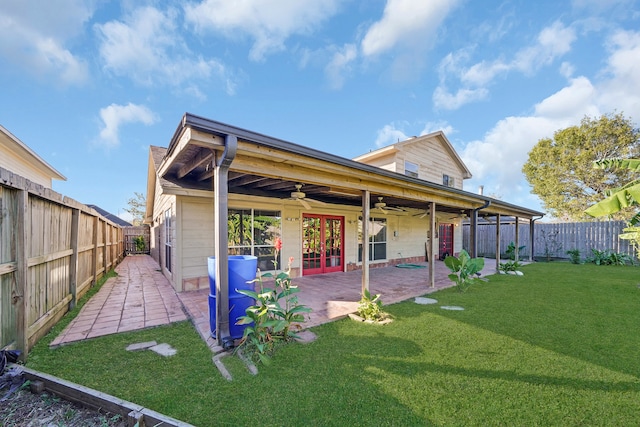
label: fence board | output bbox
[0,166,124,354]
[124,226,150,254]
[463,220,634,260]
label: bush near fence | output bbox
[0,167,125,358]
[463,220,634,260]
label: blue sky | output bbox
[1,0,639,221]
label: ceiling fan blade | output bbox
[304,197,327,205]
[386,206,405,212]
[297,198,311,209]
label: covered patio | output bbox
[52,255,492,351]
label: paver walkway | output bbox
[52,254,500,350]
[51,256,187,347]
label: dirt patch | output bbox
[0,383,126,427]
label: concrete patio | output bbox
[52,255,496,350]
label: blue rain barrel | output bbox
[207,255,258,339]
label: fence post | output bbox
[69,208,80,310]
[15,189,29,360]
[92,215,98,285]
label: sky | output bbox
[1,0,640,222]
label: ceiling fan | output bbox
[288,184,326,209]
[374,197,404,214]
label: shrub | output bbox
[444,250,487,292]
[566,249,581,264]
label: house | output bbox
[85,204,133,227]
[145,113,543,296]
[0,125,66,188]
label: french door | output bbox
[439,223,454,259]
[302,214,344,275]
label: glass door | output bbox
[302,214,344,275]
[439,223,454,259]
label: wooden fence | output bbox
[0,167,125,357]
[124,225,150,254]
[462,220,634,260]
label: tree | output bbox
[522,113,640,220]
[124,192,145,226]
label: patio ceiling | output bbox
[153,113,544,220]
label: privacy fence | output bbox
[0,167,125,357]
[463,220,634,260]
[124,225,150,254]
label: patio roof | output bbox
[147,112,543,220]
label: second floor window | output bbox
[405,161,419,178]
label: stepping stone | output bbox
[295,330,317,344]
[441,306,464,311]
[126,341,157,352]
[414,297,438,305]
[149,343,177,357]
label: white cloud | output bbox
[184,0,341,62]
[599,30,640,115]
[98,103,157,149]
[96,6,235,95]
[361,0,459,57]
[434,21,577,110]
[374,124,409,147]
[325,44,358,90]
[421,121,454,136]
[0,0,92,85]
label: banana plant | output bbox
[585,158,640,251]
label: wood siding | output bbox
[0,167,124,355]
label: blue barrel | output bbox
[207,255,258,339]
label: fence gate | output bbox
[124,226,151,254]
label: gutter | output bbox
[470,199,492,258]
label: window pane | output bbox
[255,246,280,271]
[253,210,281,246]
[405,161,419,178]
[228,209,252,247]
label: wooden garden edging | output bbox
[0,167,125,357]
[22,366,194,427]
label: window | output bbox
[443,174,455,188]
[228,209,282,271]
[405,161,419,178]
[357,217,387,262]
[164,209,172,273]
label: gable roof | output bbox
[353,131,472,179]
[86,204,132,227]
[0,125,66,182]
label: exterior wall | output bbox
[394,137,464,189]
[0,145,53,188]
[179,196,214,291]
[356,153,397,173]
[149,181,175,286]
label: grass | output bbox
[27,262,640,426]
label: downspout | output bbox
[470,199,491,258]
[529,214,544,262]
[214,135,237,350]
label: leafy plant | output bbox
[537,229,562,261]
[499,260,523,273]
[357,290,390,321]
[586,249,633,266]
[444,250,487,292]
[566,249,581,264]
[505,241,525,260]
[235,239,311,364]
[133,235,146,252]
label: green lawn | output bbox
[28,262,640,426]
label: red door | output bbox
[302,215,344,275]
[439,223,454,259]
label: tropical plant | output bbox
[444,250,487,292]
[235,238,311,364]
[585,158,640,257]
[499,260,523,273]
[133,235,146,252]
[356,290,390,321]
[566,249,581,264]
[504,241,525,260]
[523,112,640,220]
[585,249,632,266]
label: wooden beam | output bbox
[16,189,28,360]
[361,190,370,295]
[495,214,501,273]
[177,149,214,179]
[429,202,436,288]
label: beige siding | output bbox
[0,149,52,188]
[179,197,214,290]
[357,153,397,173]
[394,137,464,189]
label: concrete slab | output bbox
[126,341,158,352]
[149,343,177,357]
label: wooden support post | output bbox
[15,189,28,360]
[514,216,520,262]
[429,202,436,288]
[529,218,535,262]
[361,190,370,295]
[92,216,98,285]
[495,214,501,272]
[102,220,108,275]
[69,209,79,310]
